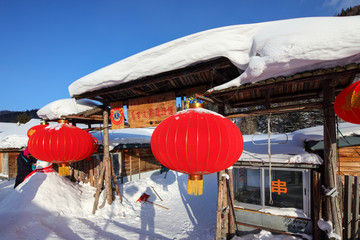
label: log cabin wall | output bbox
[70,147,161,186]
[0,151,21,179]
[338,146,360,177]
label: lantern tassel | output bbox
[58,163,70,176]
[187,174,203,196]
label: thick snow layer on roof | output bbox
[0,119,42,149]
[91,127,154,151]
[37,98,100,120]
[240,122,360,165]
[69,16,360,97]
[240,133,324,165]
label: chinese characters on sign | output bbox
[128,92,176,128]
[271,179,288,195]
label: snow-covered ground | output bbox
[0,167,302,240]
[2,121,360,239]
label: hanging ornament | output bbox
[151,102,244,195]
[27,120,98,176]
[334,80,360,124]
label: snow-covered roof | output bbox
[69,16,360,97]
[240,122,360,165]
[91,127,155,151]
[37,98,101,120]
[0,119,42,149]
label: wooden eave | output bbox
[72,57,241,103]
[204,63,360,117]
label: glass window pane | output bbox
[265,170,303,209]
[234,168,261,205]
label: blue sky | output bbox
[0,0,359,111]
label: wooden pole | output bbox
[103,107,113,205]
[111,162,123,203]
[216,171,225,240]
[92,165,106,214]
[226,168,236,238]
[181,95,185,110]
[221,173,229,239]
[312,170,323,239]
[130,150,133,182]
[322,80,342,237]
[138,149,141,180]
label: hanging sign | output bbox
[128,92,176,128]
[110,101,125,129]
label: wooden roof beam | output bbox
[73,57,237,100]
[225,101,323,118]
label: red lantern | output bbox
[335,80,360,124]
[28,120,97,175]
[151,106,244,195]
[27,122,48,137]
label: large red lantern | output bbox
[27,122,48,137]
[335,80,360,124]
[151,105,244,195]
[28,120,97,175]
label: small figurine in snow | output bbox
[14,147,37,188]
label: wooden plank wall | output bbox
[71,148,161,185]
[123,148,160,179]
[0,152,19,178]
[338,146,360,177]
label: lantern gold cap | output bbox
[58,119,69,124]
[189,102,204,109]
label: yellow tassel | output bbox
[58,163,70,176]
[187,174,203,195]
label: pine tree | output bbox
[17,112,31,123]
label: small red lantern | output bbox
[335,80,360,124]
[151,105,244,195]
[28,120,97,175]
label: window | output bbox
[233,167,311,216]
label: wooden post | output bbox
[103,107,113,205]
[226,168,236,238]
[221,174,229,239]
[216,171,225,240]
[181,95,185,110]
[312,170,323,240]
[120,150,124,184]
[322,80,342,237]
[344,175,353,239]
[89,158,94,187]
[92,165,106,214]
[130,150,132,182]
[352,176,359,239]
[138,149,141,180]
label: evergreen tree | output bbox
[17,112,31,124]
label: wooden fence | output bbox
[342,175,360,240]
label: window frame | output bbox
[233,166,311,216]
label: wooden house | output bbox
[305,122,360,178]
[66,16,360,239]
[0,120,43,179]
